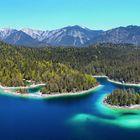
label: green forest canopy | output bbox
[105,89,140,106]
[1,42,140,93]
[0,42,97,93]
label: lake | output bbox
[0,77,140,140]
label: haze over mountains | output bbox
[0,25,140,47]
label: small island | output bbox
[104,89,140,108]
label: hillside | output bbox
[1,42,140,93]
[0,42,97,93]
[14,43,140,83]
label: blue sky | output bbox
[0,0,140,30]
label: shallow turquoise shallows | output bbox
[1,77,140,140]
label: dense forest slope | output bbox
[0,42,97,93]
[16,43,140,83]
[1,42,140,94]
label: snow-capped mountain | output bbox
[0,28,17,40]
[21,28,48,41]
[87,25,140,46]
[4,30,40,47]
[42,25,103,46]
[1,25,140,47]
[0,25,103,47]
[20,25,103,46]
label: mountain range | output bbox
[0,25,140,47]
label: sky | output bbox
[0,0,140,30]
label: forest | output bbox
[0,42,97,93]
[105,89,140,106]
[1,42,140,93]
[16,43,140,83]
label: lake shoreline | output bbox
[41,85,101,98]
[93,75,140,87]
[104,99,140,110]
[94,75,140,109]
[0,83,46,90]
[0,84,102,99]
[2,75,140,100]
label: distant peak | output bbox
[62,25,91,31]
[72,25,82,28]
[126,25,139,28]
[69,25,86,28]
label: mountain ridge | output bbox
[0,25,140,47]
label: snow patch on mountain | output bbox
[0,25,104,46]
[0,28,17,40]
[21,28,49,41]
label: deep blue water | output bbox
[0,77,140,140]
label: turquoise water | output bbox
[0,77,140,140]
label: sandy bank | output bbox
[0,83,46,90]
[104,101,140,110]
[41,85,102,98]
[93,75,140,87]
[0,84,102,99]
